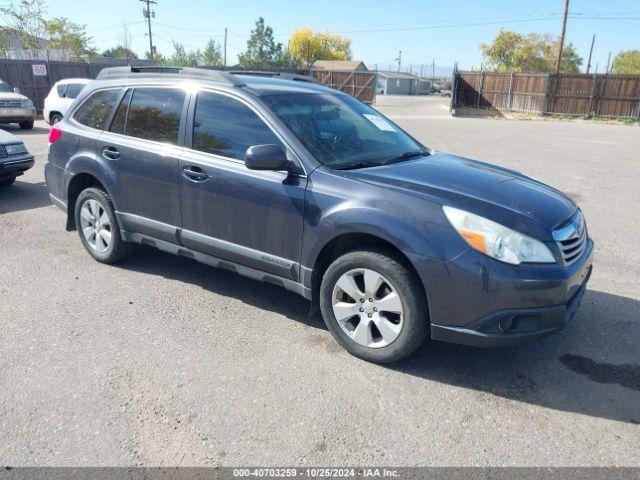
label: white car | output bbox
[43,78,91,125]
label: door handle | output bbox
[182,166,209,182]
[102,146,120,160]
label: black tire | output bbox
[19,120,34,130]
[50,113,63,124]
[319,249,429,364]
[0,177,16,187]
[74,187,133,264]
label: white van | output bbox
[43,78,91,125]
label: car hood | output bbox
[343,152,576,239]
[0,129,21,144]
[0,92,28,101]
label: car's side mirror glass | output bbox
[244,144,288,171]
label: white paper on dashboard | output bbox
[362,114,397,132]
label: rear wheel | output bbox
[74,187,132,263]
[0,177,16,187]
[319,249,429,363]
[19,120,34,130]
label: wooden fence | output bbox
[0,59,377,111]
[309,69,377,104]
[453,71,640,119]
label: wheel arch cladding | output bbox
[309,231,430,319]
[65,172,113,231]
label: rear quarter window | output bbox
[56,84,66,97]
[73,89,121,130]
[65,83,86,99]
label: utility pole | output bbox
[420,64,424,78]
[397,50,402,73]
[140,0,157,60]
[605,51,611,74]
[432,59,435,78]
[223,27,227,67]
[554,0,570,74]
[586,34,595,74]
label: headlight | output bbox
[21,99,33,108]
[5,143,27,155]
[443,206,555,265]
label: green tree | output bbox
[0,27,11,58]
[202,39,222,67]
[237,17,284,68]
[102,45,138,59]
[480,29,582,73]
[163,40,202,67]
[45,17,96,60]
[611,50,640,74]
[0,0,47,59]
[289,27,351,68]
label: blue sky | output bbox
[47,0,640,73]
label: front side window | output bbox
[73,89,121,130]
[126,87,185,145]
[192,91,283,160]
[262,92,427,169]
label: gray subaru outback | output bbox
[45,66,593,363]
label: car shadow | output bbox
[0,123,49,136]
[117,247,640,424]
[0,180,52,214]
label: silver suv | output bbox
[0,79,36,130]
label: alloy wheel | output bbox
[331,268,404,348]
[79,199,112,253]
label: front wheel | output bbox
[319,249,429,363]
[19,120,34,130]
[74,187,132,263]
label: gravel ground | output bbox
[0,96,638,467]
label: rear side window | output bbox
[65,83,85,99]
[56,84,66,96]
[126,87,185,145]
[73,89,121,130]
[109,89,132,135]
[192,91,283,159]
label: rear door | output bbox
[97,86,188,243]
[178,89,307,280]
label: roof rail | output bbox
[96,66,245,87]
[229,70,321,85]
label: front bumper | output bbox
[412,238,594,347]
[0,153,35,180]
[0,107,36,123]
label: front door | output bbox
[178,89,307,280]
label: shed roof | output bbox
[312,60,367,71]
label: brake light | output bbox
[49,126,62,144]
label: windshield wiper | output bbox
[334,161,382,170]
[382,150,429,165]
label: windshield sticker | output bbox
[363,114,397,132]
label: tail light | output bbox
[49,126,62,144]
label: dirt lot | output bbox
[0,96,638,467]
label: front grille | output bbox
[554,211,588,266]
[0,100,22,108]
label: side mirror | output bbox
[13,87,20,94]
[244,144,288,171]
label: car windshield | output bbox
[0,80,14,93]
[262,92,428,170]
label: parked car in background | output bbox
[44,78,91,125]
[0,129,34,186]
[45,66,593,364]
[0,80,36,130]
